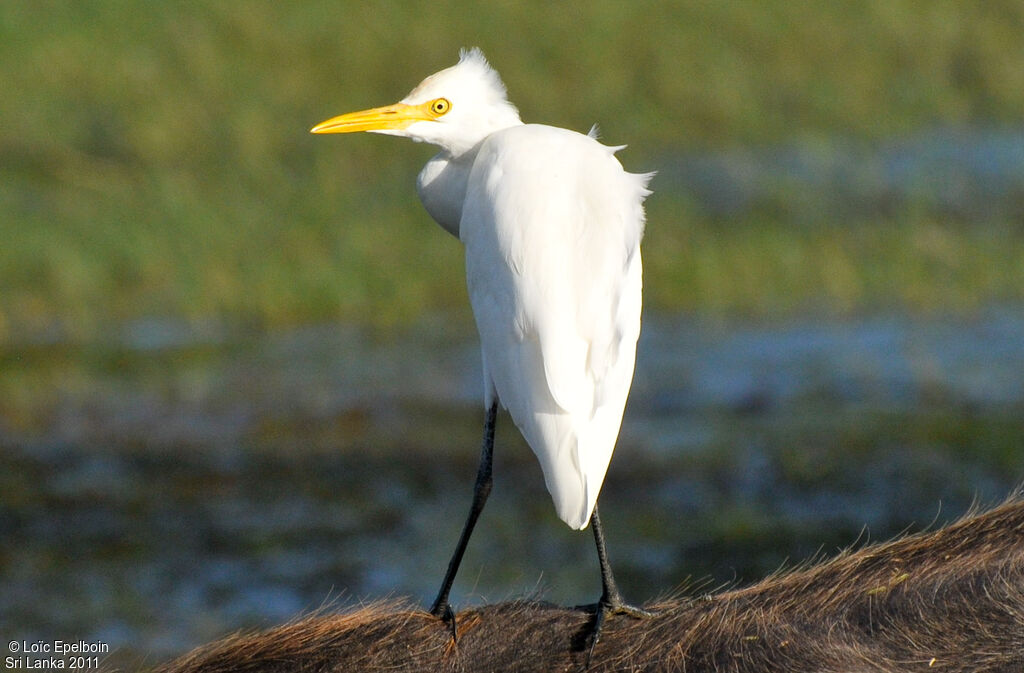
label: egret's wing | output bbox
[460,124,651,529]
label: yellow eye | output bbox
[430,98,451,116]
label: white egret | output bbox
[311,48,653,644]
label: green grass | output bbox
[643,207,1024,316]
[2,1,1024,340]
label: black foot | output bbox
[585,594,656,667]
[430,600,458,642]
[425,402,498,648]
[585,504,655,666]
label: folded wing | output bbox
[460,124,651,530]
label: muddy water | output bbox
[2,310,1022,668]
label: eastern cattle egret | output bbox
[311,48,653,644]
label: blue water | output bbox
[659,127,1024,221]
[2,310,1022,669]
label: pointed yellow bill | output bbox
[310,102,433,134]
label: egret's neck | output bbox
[416,150,476,238]
[415,109,523,238]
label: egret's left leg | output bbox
[586,504,654,661]
[429,401,499,638]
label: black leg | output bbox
[587,504,653,664]
[429,401,499,638]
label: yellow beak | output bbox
[310,102,433,134]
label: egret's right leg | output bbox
[429,401,499,638]
[585,504,654,664]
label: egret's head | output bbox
[311,48,522,156]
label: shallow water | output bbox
[1,310,1023,669]
[659,127,1024,221]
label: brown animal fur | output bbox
[154,497,1024,673]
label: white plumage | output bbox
[462,123,648,528]
[312,48,652,531]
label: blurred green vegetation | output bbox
[2,1,1024,340]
